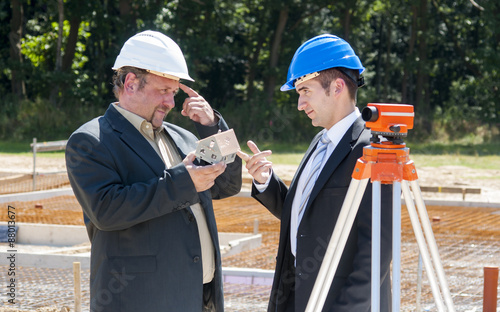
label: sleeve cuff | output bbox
[253,170,273,193]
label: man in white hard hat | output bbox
[66,30,242,312]
[238,34,392,311]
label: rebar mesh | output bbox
[1,195,499,310]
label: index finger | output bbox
[247,140,261,154]
[237,150,250,162]
[179,83,200,97]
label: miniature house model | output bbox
[195,129,240,164]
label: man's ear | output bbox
[123,72,138,94]
[331,77,345,96]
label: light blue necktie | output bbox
[298,132,331,216]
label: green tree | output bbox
[1,0,498,143]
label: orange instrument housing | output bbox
[352,103,418,184]
[362,103,414,137]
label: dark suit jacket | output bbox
[253,117,393,312]
[66,104,242,312]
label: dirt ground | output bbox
[0,155,67,174]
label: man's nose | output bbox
[297,98,307,111]
[164,94,175,109]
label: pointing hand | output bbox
[237,140,272,184]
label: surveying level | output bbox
[362,103,414,139]
[305,103,455,312]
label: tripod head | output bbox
[362,103,414,146]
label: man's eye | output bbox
[161,89,172,95]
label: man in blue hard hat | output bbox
[238,34,393,311]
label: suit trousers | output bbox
[203,281,216,312]
[283,257,296,312]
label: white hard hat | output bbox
[112,30,194,81]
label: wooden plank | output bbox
[420,186,481,194]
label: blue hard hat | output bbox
[280,34,365,91]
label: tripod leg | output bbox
[392,181,402,312]
[372,181,381,312]
[409,180,456,312]
[401,181,446,312]
[305,178,369,312]
[416,253,423,311]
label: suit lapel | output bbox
[104,104,165,175]
[302,117,366,214]
[283,131,324,211]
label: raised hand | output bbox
[237,140,273,184]
[179,83,217,126]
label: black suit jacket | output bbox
[66,104,241,312]
[253,117,393,312]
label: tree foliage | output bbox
[1,0,498,144]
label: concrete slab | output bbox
[0,188,74,204]
[220,233,262,258]
[0,222,88,246]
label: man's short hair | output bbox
[112,66,149,99]
[316,67,359,101]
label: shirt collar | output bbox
[324,108,361,146]
[113,102,165,140]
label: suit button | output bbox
[188,214,195,222]
[193,256,200,263]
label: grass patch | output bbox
[407,141,499,156]
[240,141,310,154]
[2,140,498,169]
[408,141,500,169]
[267,153,304,166]
[261,151,500,170]
[261,153,500,170]
[410,154,500,170]
[240,141,500,169]
[0,140,65,157]
[239,142,308,166]
[0,140,33,153]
